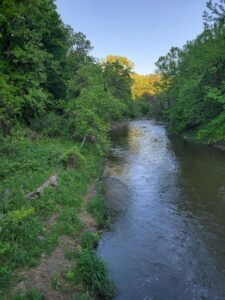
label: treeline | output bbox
[0,0,136,150]
[155,0,225,144]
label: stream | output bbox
[97,120,225,300]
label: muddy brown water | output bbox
[97,120,225,300]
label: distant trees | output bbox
[131,74,160,99]
[103,55,134,70]
[155,0,225,143]
[65,63,126,150]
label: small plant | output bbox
[74,249,114,299]
[80,231,99,250]
[87,195,109,228]
[57,207,83,237]
[11,288,44,300]
[60,147,86,169]
[0,266,12,289]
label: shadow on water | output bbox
[98,120,225,300]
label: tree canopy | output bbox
[0,1,134,150]
[131,74,161,99]
[155,0,225,144]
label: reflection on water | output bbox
[98,120,225,300]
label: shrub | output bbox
[11,288,44,300]
[60,147,86,169]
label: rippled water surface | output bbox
[97,120,225,300]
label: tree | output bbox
[155,1,225,142]
[131,73,161,99]
[103,55,134,70]
[101,55,133,101]
[65,63,126,151]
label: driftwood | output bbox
[26,175,57,199]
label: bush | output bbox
[60,147,86,169]
[31,113,70,138]
[198,111,225,144]
[71,292,91,300]
[11,288,44,300]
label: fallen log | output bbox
[26,175,57,199]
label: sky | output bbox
[56,0,207,74]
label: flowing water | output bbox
[97,120,225,300]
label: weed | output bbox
[11,288,43,300]
[71,291,92,300]
[87,195,109,228]
[0,131,111,299]
[73,249,114,299]
[80,231,99,250]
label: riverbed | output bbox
[97,120,225,300]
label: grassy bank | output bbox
[0,131,113,299]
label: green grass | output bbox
[0,132,103,298]
[182,129,202,144]
[87,195,109,228]
[11,288,44,300]
[73,249,114,299]
[68,231,114,299]
[71,291,92,300]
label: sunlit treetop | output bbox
[131,73,161,99]
[103,55,135,71]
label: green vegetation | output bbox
[87,195,109,228]
[11,288,43,300]
[155,0,225,144]
[0,1,138,298]
[73,247,114,299]
[1,0,224,298]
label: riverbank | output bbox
[181,129,225,151]
[0,132,113,299]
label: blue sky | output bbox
[56,0,207,74]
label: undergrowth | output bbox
[67,231,114,300]
[0,131,104,299]
[87,195,109,228]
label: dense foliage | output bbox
[155,0,225,144]
[0,1,133,149]
[0,1,135,298]
[131,73,160,99]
